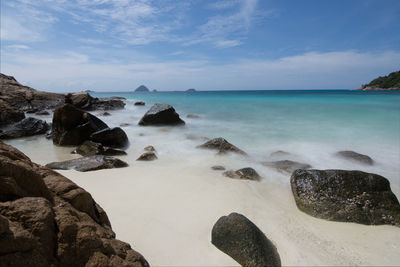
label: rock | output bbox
[0,99,25,126]
[65,92,92,109]
[138,104,185,126]
[186,88,196,92]
[270,150,290,157]
[212,212,281,267]
[335,150,374,165]
[120,123,132,127]
[186,114,200,118]
[73,141,127,156]
[223,168,261,181]
[35,110,50,115]
[134,101,145,106]
[197,137,246,155]
[90,127,129,148]
[136,152,157,161]
[0,117,49,139]
[101,111,111,116]
[291,169,400,226]
[211,165,225,171]
[262,160,311,175]
[52,104,108,146]
[144,145,156,152]
[134,85,149,92]
[46,155,128,172]
[65,92,126,111]
[0,141,148,266]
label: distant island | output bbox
[135,85,150,92]
[359,71,400,90]
[186,88,196,92]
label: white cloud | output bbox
[215,40,242,48]
[6,44,30,50]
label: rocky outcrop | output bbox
[0,73,64,112]
[223,168,261,181]
[0,141,148,266]
[197,137,246,155]
[0,99,25,127]
[0,117,49,139]
[291,169,400,226]
[46,155,128,172]
[52,104,108,146]
[90,127,129,149]
[138,104,185,126]
[262,160,311,175]
[335,150,374,165]
[65,92,126,111]
[136,152,157,161]
[212,212,281,267]
[72,141,127,156]
[134,85,149,92]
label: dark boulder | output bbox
[65,92,126,111]
[197,137,246,155]
[0,99,25,126]
[73,141,127,156]
[0,117,49,139]
[262,160,311,175]
[211,165,226,171]
[212,212,281,267]
[144,145,156,152]
[335,150,374,165]
[291,169,400,226]
[138,104,185,126]
[134,101,145,106]
[46,155,128,172]
[35,110,50,116]
[223,168,261,181]
[90,127,129,148]
[52,104,108,146]
[136,152,157,161]
[65,92,92,109]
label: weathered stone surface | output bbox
[46,155,129,172]
[134,101,145,106]
[138,103,185,126]
[291,169,400,226]
[0,140,148,266]
[90,127,129,148]
[197,137,246,155]
[0,99,25,127]
[65,92,126,111]
[73,141,127,156]
[52,104,108,146]
[335,150,374,165]
[0,117,49,139]
[136,152,157,161]
[212,212,281,267]
[144,145,156,152]
[262,160,311,175]
[223,168,261,181]
[211,165,226,171]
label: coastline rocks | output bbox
[0,117,49,139]
[223,168,261,181]
[134,101,145,106]
[197,137,246,155]
[0,141,148,266]
[0,99,25,126]
[262,160,311,175]
[65,92,126,111]
[212,212,281,267]
[335,150,374,165]
[90,127,129,149]
[144,145,156,152]
[211,165,226,171]
[138,104,185,126]
[35,110,50,116]
[52,104,108,146]
[291,169,400,226]
[46,155,128,172]
[73,141,127,156]
[137,152,158,161]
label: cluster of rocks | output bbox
[65,92,126,111]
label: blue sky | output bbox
[1,0,400,92]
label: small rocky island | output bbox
[359,70,400,90]
[186,88,196,92]
[134,85,150,92]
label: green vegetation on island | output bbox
[360,70,400,90]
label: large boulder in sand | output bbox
[46,155,128,172]
[0,141,148,266]
[73,140,127,156]
[0,117,49,139]
[52,104,108,146]
[291,169,400,226]
[138,104,185,126]
[335,150,374,165]
[197,137,246,155]
[262,160,311,175]
[223,168,261,181]
[0,99,25,126]
[90,127,129,148]
[65,92,125,111]
[212,212,281,267]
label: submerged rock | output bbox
[73,140,127,156]
[212,212,281,267]
[0,117,49,139]
[0,141,148,266]
[90,127,129,149]
[262,160,311,175]
[335,150,374,165]
[46,155,128,172]
[138,104,185,126]
[211,165,226,171]
[291,169,400,226]
[144,145,156,152]
[197,137,246,155]
[134,101,145,106]
[223,168,261,181]
[270,150,291,157]
[136,152,158,161]
[186,114,201,119]
[35,110,50,116]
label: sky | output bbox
[1,0,400,92]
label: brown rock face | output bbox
[0,141,148,267]
[0,99,25,127]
